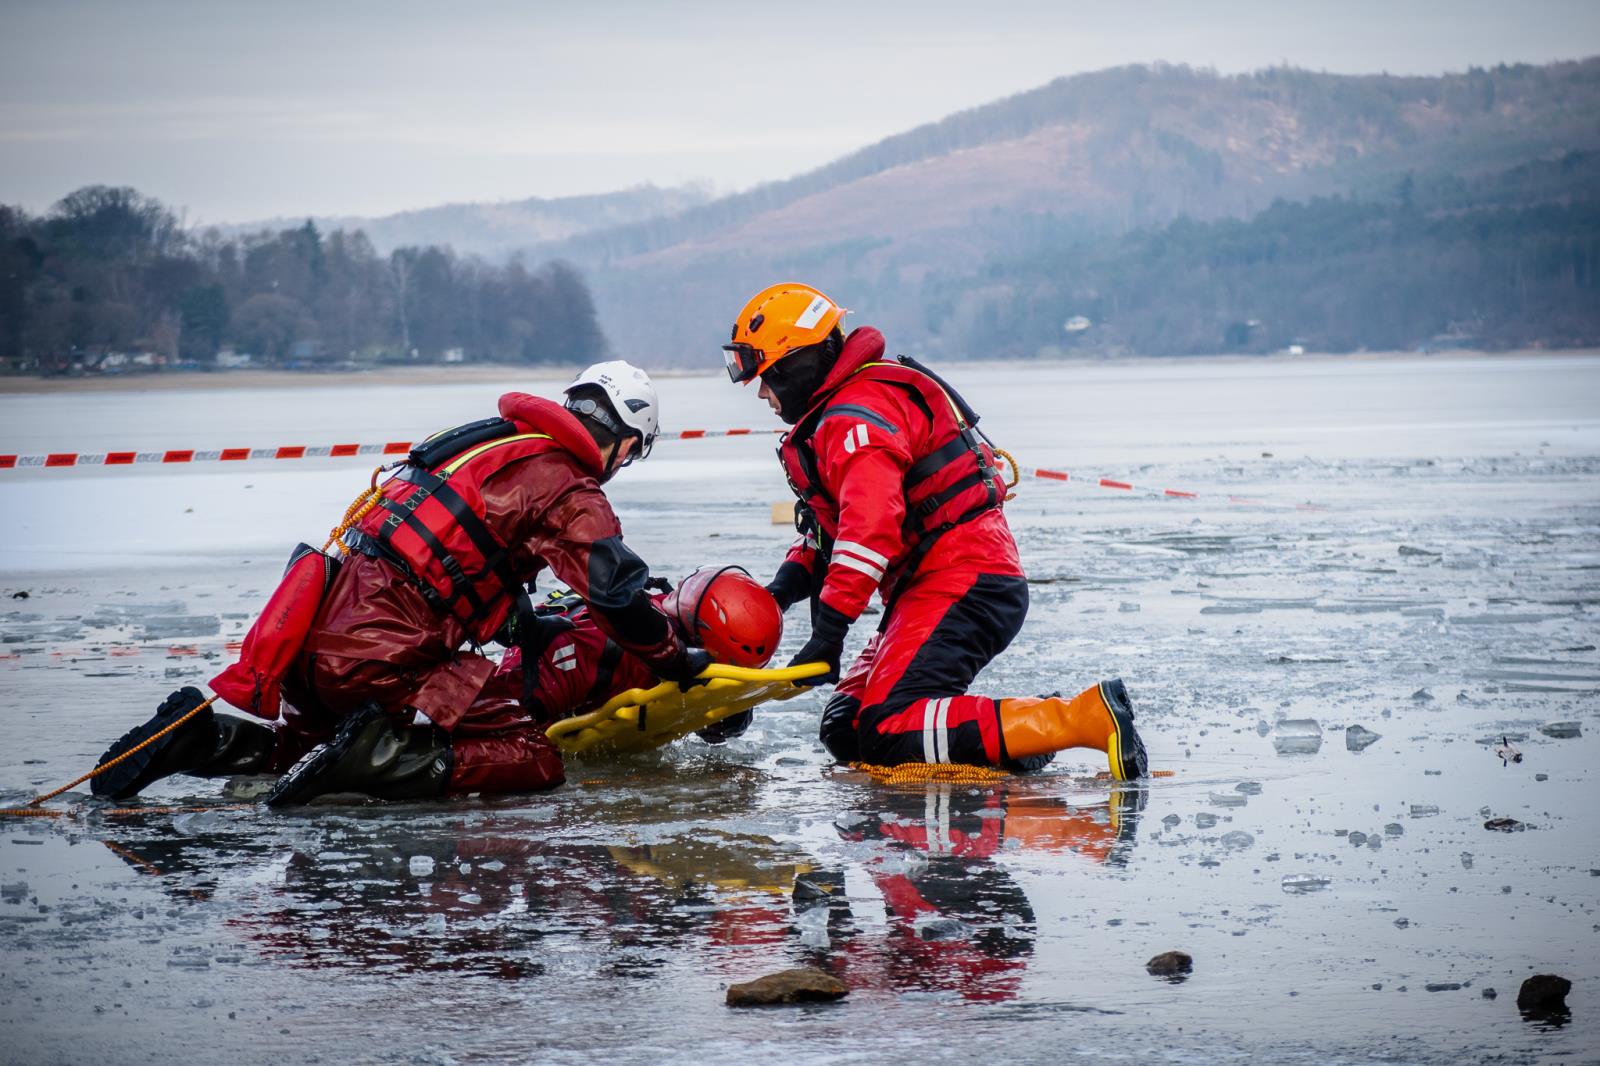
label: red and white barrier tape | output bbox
[1016,465,1326,510]
[0,433,1323,508]
[0,427,784,470]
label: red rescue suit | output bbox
[491,593,661,725]
[270,392,684,795]
[778,327,1029,766]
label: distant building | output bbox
[1063,315,1092,334]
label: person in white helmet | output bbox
[92,361,712,806]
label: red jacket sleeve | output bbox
[810,383,919,621]
[487,456,681,668]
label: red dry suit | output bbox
[491,592,661,726]
[269,392,685,795]
[777,327,1029,766]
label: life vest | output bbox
[778,357,1003,575]
[349,395,595,646]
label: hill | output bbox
[529,60,1600,361]
[227,183,710,259]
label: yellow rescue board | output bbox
[544,663,829,756]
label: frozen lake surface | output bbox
[2,353,1597,1064]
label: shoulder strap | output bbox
[376,432,555,632]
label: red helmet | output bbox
[664,566,782,668]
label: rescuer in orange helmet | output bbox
[724,283,1148,778]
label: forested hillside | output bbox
[0,186,608,371]
[233,183,710,260]
[927,152,1600,356]
[6,60,1596,371]
[538,59,1600,361]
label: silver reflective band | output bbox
[832,553,884,582]
[833,539,890,569]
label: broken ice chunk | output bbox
[1538,721,1581,739]
[1345,725,1381,752]
[1281,873,1331,894]
[1272,719,1323,755]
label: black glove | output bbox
[765,560,813,614]
[657,646,714,692]
[786,603,850,687]
[695,709,752,745]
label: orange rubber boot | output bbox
[997,679,1148,780]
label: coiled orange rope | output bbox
[323,465,389,554]
[849,761,1010,784]
[992,447,1021,502]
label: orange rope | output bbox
[849,761,1010,784]
[2,695,218,815]
[993,447,1021,502]
[323,465,388,554]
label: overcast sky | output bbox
[3,0,1598,225]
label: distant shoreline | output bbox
[0,348,1593,395]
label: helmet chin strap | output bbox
[599,435,638,481]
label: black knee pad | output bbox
[819,693,861,762]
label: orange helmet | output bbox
[722,282,846,384]
[663,566,782,668]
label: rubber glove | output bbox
[786,603,850,687]
[764,560,813,613]
[657,646,714,692]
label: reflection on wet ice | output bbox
[84,778,1141,1003]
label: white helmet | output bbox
[564,360,660,462]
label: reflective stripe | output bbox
[924,787,952,854]
[817,404,898,434]
[933,697,951,763]
[441,432,552,474]
[833,539,890,569]
[921,700,939,763]
[832,553,884,582]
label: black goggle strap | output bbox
[565,394,626,438]
[566,394,655,467]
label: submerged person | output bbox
[721,283,1148,777]
[494,564,783,743]
[93,361,713,805]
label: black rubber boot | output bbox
[92,688,279,800]
[818,693,861,762]
[1102,678,1149,781]
[266,704,451,807]
[695,709,752,745]
[196,714,278,777]
[1106,785,1149,867]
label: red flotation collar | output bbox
[498,392,604,477]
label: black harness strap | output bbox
[583,639,625,708]
[792,361,1006,619]
[425,479,523,615]
[375,492,487,620]
[378,465,525,633]
[905,433,974,486]
[518,604,573,708]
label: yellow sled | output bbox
[543,663,829,756]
